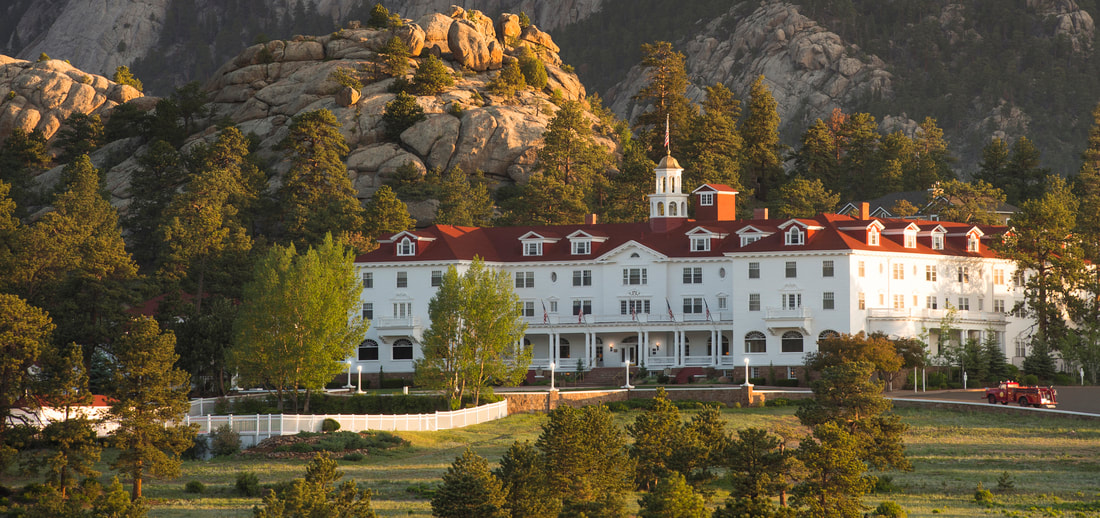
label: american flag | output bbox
[541,300,549,324]
[666,298,675,322]
[577,309,584,324]
[664,113,670,153]
[704,299,712,321]
[630,304,637,321]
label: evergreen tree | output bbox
[724,427,791,500]
[0,128,49,209]
[837,112,883,200]
[975,137,1011,190]
[775,178,840,218]
[0,293,53,471]
[498,173,587,226]
[125,140,189,269]
[792,421,874,518]
[683,83,744,191]
[108,316,195,500]
[277,109,365,247]
[537,100,612,188]
[903,117,955,190]
[362,185,414,242]
[488,60,526,97]
[536,404,634,516]
[112,65,144,92]
[381,35,410,77]
[632,41,693,161]
[434,168,494,227]
[637,472,708,518]
[603,138,654,223]
[367,3,391,28]
[253,452,376,518]
[741,75,784,201]
[1022,337,1058,383]
[382,91,426,140]
[56,113,105,164]
[628,387,689,490]
[1004,136,1049,204]
[431,448,508,518]
[412,54,454,95]
[791,109,843,189]
[517,47,548,90]
[495,441,558,518]
[928,179,1007,225]
[981,330,1010,382]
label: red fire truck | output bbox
[984,381,1057,408]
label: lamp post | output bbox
[356,365,363,394]
[345,360,354,389]
[550,362,556,391]
[743,357,751,386]
[623,360,634,389]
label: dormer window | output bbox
[932,231,945,250]
[967,234,980,252]
[741,235,761,246]
[868,227,880,246]
[691,236,710,252]
[523,241,542,256]
[572,240,591,255]
[785,227,805,246]
[904,230,917,248]
[699,192,714,206]
[397,237,415,256]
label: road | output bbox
[888,386,1100,415]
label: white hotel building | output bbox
[352,155,1032,380]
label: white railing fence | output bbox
[185,400,509,448]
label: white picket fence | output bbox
[184,400,509,448]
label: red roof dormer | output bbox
[692,184,738,222]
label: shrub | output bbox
[872,501,907,518]
[112,65,143,92]
[382,91,426,140]
[517,48,547,89]
[412,54,454,95]
[487,61,525,97]
[518,12,530,28]
[321,418,341,433]
[236,472,260,497]
[766,397,792,407]
[210,424,241,457]
[874,475,901,494]
[368,3,391,28]
[343,452,365,461]
[381,36,410,77]
[997,471,1015,492]
[37,53,50,62]
[1023,374,1039,386]
[329,67,363,90]
[447,103,464,117]
[184,480,206,494]
[974,482,995,504]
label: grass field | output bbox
[5,406,1100,517]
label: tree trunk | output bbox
[304,388,311,413]
[132,460,143,500]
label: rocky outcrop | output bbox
[607,2,892,136]
[0,55,143,140]
[1028,0,1095,52]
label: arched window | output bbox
[559,337,571,359]
[785,227,804,245]
[744,331,766,353]
[358,339,379,361]
[393,338,414,360]
[669,202,678,216]
[658,202,665,216]
[681,201,686,215]
[818,330,839,342]
[781,331,804,353]
[397,237,415,256]
[867,227,880,246]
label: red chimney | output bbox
[753,207,769,220]
[585,213,598,225]
[860,202,870,220]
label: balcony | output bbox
[867,308,1008,326]
[524,311,733,328]
[373,317,423,338]
[763,307,813,335]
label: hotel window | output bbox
[1013,271,1025,287]
[968,234,980,252]
[572,240,591,255]
[781,331,804,353]
[683,297,704,314]
[691,236,710,252]
[572,299,592,315]
[745,331,766,353]
[785,261,797,278]
[396,271,407,288]
[822,260,834,277]
[520,301,535,317]
[683,267,703,284]
[362,303,373,320]
[397,237,415,256]
[868,227,880,246]
[748,262,760,279]
[362,272,373,288]
[431,270,442,287]
[858,292,865,309]
[717,296,728,310]
[515,271,535,288]
[925,265,937,282]
[858,261,865,277]
[699,192,714,206]
[787,367,798,379]
[932,232,945,250]
[623,267,647,285]
[926,296,938,309]
[393,302,412,318]
[782,293,802,310]
[785,227,804,245]
[621,299,650,315]
[741,235,762,246]
[822,292,835,310]
[892,263,905,280]
[904,231,916,248]
[572,269,592,286]
[958,267,969,283]
[748,293,761,311]
[358,339,379,361]
[893,294,905,309]
[994,299,1005,313]
[393,339,414,360]
[523,241,542,256]
[549,300,558,313]
[994,268,1005,285]
[958,297,970,311]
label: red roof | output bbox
[357,213,1007,263]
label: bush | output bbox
[321,418,341,433]
[382,91,426,140]
[765,397,792,407]
[974,482,995,504]
[872,501,907,518]
[329,67,363,90]
[381,36,410,77]
[1023,374,1039,386]
[1053,372,1073,385]
[210,424,241,457]
[343,452,365,461]
[184,480,206,494]
[236,472,260,497]
[412,54,454,95]
[874,475,901,494]
[517,48,548,89]
[997,471,1015,492]
[182,435,210,460]
[487,61,525,97]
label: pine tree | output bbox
[412,54,454,95]
[517,47,548,89]
[434,168,494,227]
[431,448,508,518]
[981,330,1010,382]
[362,185,414,242]
[775,178,840,218]
[741,75,784,201]
[632,41,693,161]
[254,452,376,517]
[382,91,426,140]
[628,387,688,490]
[0,293,54,472]
[488,60,526,97]
[637,472,709,518]
[683,84,744,190]
[56,113,104,164]
[498,173,587,226]
[0,128,49,209]
[537,100,612,188]
[792,422,874,518]
[112,65,144,92]
[724,427,790,500]
[603,138,654,223]
[495,441,558,518]
[1022,337,1058,383]
[108,316,195,500]
[277,109,365,247]
[537,404,634,516]
[125,140,188,269]
[381,35,410,77]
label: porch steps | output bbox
[673,367,706,384]
[577,367,630,387]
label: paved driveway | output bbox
[889,386,1100,415]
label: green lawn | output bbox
[5,407,1100,517]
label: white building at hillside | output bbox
[352,155,1033,380]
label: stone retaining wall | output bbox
[502,385,764,414]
